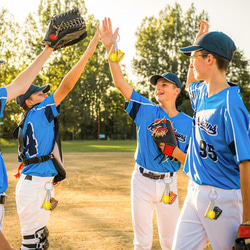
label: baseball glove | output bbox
[42,7,87,50]
[234,223,250,250]
[151,118,177,156]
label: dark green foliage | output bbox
[0,2,249,141]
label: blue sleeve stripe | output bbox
[229,141,236,156]
[128,101,141,120]
[45,106,55,123]
[226,89,239,162]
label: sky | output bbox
[1,0,250,79]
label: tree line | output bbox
[0,0,249,140]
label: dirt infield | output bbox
[3,152,211,249]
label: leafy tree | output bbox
[132,3,250,114]
[1,2,249,140]
[227,50,250,110]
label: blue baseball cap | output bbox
[0,61,4,64]
[150,72,182,89]
[180,31,236,61]
[16,83,50,107]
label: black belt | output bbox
[23,155,52,166]
[0,195,7,204]
[25,175,32,181]
[139,167,173,180]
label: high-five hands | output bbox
[97,17,124,62]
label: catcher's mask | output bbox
[150,72,182,89]
[16,83,50,107]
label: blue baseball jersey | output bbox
[0,88,7,193]
[20,94,60,177]
[184,81,250,189]
[125,89,192,173]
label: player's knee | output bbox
[21,226,49,249]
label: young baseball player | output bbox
[0,47,54,250]
[172,21,250,249]
[97,18,192,250]
[15,32,99,250]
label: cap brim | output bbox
[33,84,50,95]
[150,75,163,85]
[150,74,178,86]
[179,46,203,56]
[41,84,50,93]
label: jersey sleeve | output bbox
[36,94,60,123]
[0,88,7,118]
[225,96,250,164]
[125,89,154,125]
[188,81,206,110]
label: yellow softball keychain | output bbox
[204,189,222,220]
[109,34,125,63]
[161,181,170,204]
[42,181,53,210]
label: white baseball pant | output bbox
[16,174,54,249]
[131,164,179,250]
[172,179,242,250]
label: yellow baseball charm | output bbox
[162,195,170,204]
[207,210,215,219]
[43,201,51,210]
[109,53,117,62]
[108,33,125,62]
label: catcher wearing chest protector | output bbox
[14,7,98,250]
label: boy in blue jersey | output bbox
[97,18,192,250]
[15,33,99,250]
[172,21,250,249]
[0,47,54,250]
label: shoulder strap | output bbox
[13,109,32,160]
[53,117,63,160]
[17,114,62,166]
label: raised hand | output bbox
[195,20,209,41]
[97,17,119,52]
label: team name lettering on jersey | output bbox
[193,115,218,136]
[175,131,187,143]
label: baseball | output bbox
[43,201,51,210]
[162,195,170,204]
[207,210,215,219]
[110,53,117,62]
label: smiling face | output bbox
[154,78,180,103]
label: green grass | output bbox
[0,139,137,153]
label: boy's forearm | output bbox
[108,61,133,101]
[13,46,53,86]
[239,160,250,222]
[6,46,54,101]
[185,66,196,91]
[172,147,187,165]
